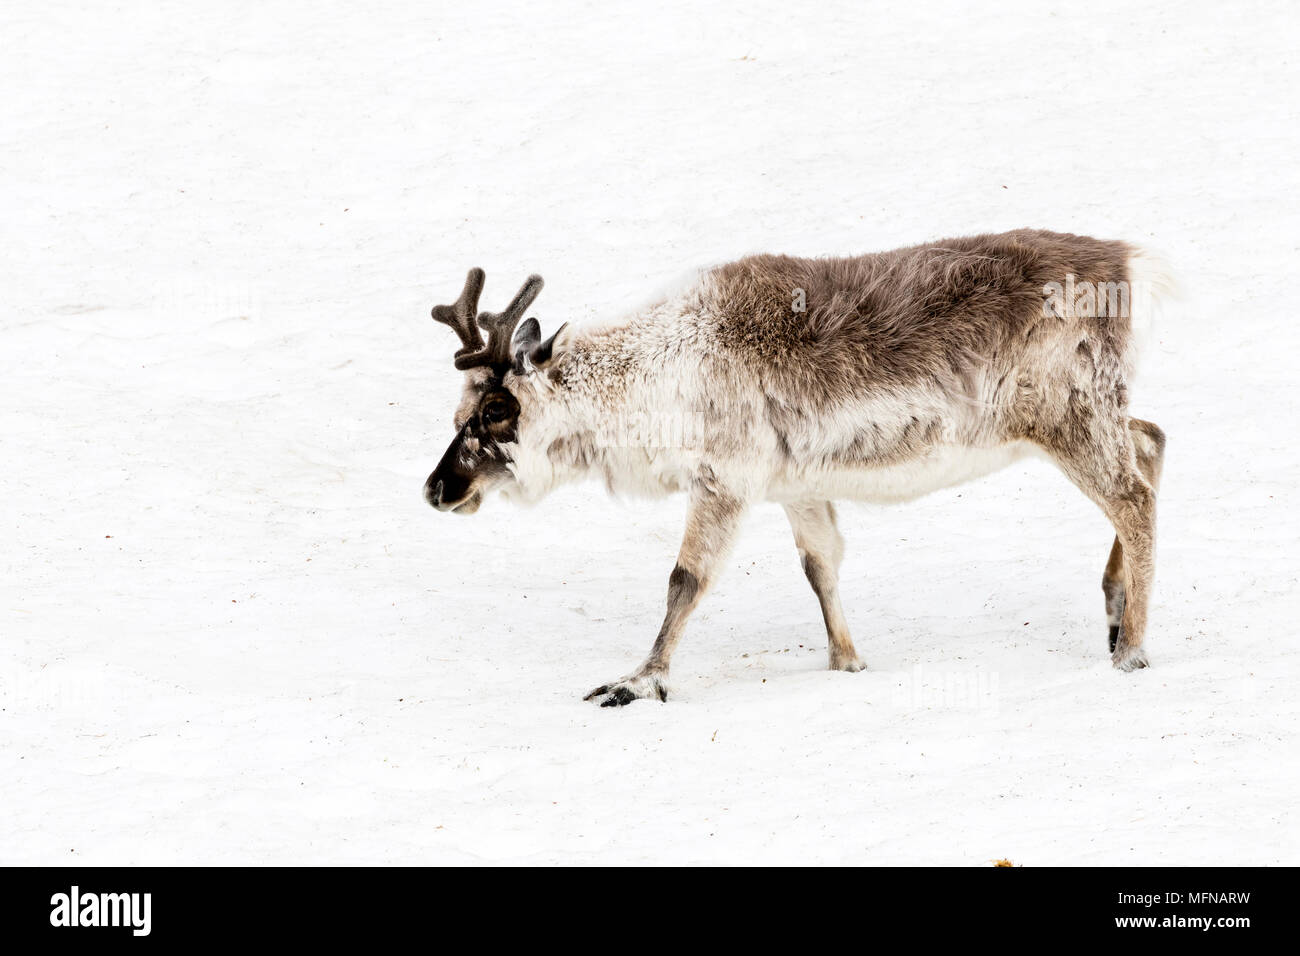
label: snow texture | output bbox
[2,0,1297,865]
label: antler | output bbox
[433,270,546,371]
[431,268,487,366]
[471,274,544,370]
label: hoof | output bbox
[830,656,867,673]
[1112,643,1150,672]
[583,673,669,707]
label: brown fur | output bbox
[708,229,1131,405]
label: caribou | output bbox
[422,229,1173,706]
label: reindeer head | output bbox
[423,268,567,515]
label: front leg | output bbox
[783,500,866,672]
[585,484,746,706]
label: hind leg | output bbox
[1041,413,1160,670]
[1101,418,1165,653]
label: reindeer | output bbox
[423,229,1172,706]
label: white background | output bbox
[2,0,1296,864]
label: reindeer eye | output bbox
[482,400,510,423]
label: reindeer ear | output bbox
[513,317,542,352]
[513,321,569,372]
[530,322,570,366]
[511,318,540,374]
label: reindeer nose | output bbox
[424,479,445,509]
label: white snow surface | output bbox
[3,0,1297,865]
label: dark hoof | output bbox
[600,686,639,707]
[583,674,668,706]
